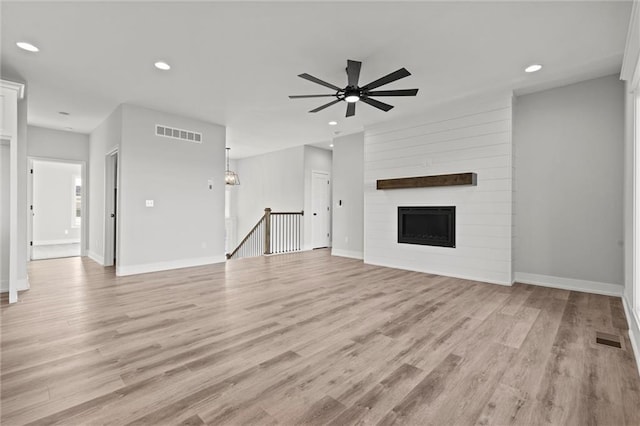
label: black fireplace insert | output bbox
[398,206,456,247]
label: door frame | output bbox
[103,148,119,267]
[311,170,331,249]
[28,157,87,260]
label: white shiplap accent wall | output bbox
[364,94,514,285]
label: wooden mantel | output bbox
[376,172,477,190]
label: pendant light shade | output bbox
[225,147,240,185]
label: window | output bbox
[72,176,81,228]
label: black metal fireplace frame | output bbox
[397,206,456,248]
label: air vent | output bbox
[156,125,202,143]
[596,332,622,348]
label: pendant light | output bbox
[225,147,240,185]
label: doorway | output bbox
[29,159,84,260]
[104,150,118,267]
[311,170,331,249]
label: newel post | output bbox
[264,208,272,255]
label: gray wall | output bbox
[88,106,122,263]
[32,161,82,244]
[235,146,305,245]
[117,104,226,273]
[514,74,624,286]
[28,126,89,162]
[331,132,364,259]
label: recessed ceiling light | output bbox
[16,41,39,52]
[58,111,70,116]
[328,121,338,126]
[154,61,171,71]
[525,64,542,73]
[329,143,334,148]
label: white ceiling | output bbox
[1,1,632,158]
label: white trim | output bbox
[115,256,226,276]
[87,250,104,265]
[365,258,512,286]
[17,277,29,291]
[1,80,25,99]
[1,277,28,293]
[623,295,640,378]
[331,249,364,260]
[621,0,640,84]
[33,239,80,246]
[514,272,623,297]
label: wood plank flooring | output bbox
[1,249,639,425]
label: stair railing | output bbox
[227,208,304,260]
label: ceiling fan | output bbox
[289,59,419,118]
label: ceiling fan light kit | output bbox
[289,59,419,117]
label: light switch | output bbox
[208,179,213,190]
[146,200,154,207]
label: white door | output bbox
[104,151,118,266]
[311,171,330,248]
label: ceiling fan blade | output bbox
[362,68,411,90]
[367,89,419,97]
[289,94,337,99]
[309,98,342,113]
[347,60,362,87]
[360,96,394,112]
[298,73,342,91]
[346,102,356,117]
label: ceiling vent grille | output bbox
[156,125,202,143]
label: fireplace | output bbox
[398,206,456,247]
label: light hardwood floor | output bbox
[1,249,639,425]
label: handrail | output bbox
[226,215,265,259]
[227,208,304,260]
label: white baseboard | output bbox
[17,277,29,291]
[514,272,623,297]
[623,296,640,378]
[87,250,104,265]
[33,239,80,246]
[331,249,364,260]
[116,256,227,276]
[1,277,30,293]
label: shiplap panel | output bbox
[366,120,510,153]
[366,132,511,159]
[364,94,513,285]
[365,108,511,146]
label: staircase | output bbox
[227,208,304,260]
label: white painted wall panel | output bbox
[364,94,513,285]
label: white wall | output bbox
[32,161,82,244]
[0,143,9,289]
[331,132,364,259]
[28,126,89,162]
[513,75,624,294]
[303,146,333,250]
[16,88,28,290]
[234,146,305,246]
[364,94,514,285]
[117,104,226,275]
[88,106,122,264]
